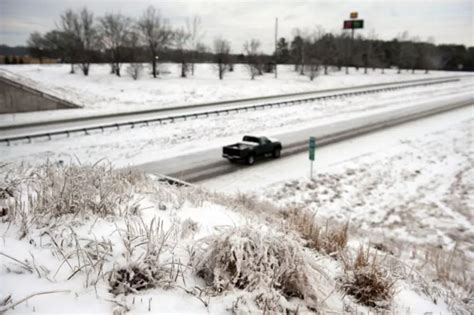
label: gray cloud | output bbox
[0,0,472,53]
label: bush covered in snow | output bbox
[191,226,325,313]
[126,63,144,80]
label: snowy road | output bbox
[199,104,474,194]
[2,78,472,168]
[137,94,473,182]
[0,76,460,140]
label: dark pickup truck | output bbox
[222,135,282,165]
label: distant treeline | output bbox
[11,6,474,80]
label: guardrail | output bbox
[0,77,460,146]
[1,75,468,131]
[155,174,194,187]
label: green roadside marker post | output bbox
[309,137,316,180]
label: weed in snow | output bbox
[340,246,396,308]
[282,207,349,255]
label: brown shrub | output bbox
[285,207,349,254]
[340,246,395,308]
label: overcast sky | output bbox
[1,0,473,53]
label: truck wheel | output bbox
[273,149,281,158]
[247,155,255,165]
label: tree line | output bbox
[26,6,474,81]
[3,56,26,64]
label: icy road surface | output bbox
[199,105,473,194]
[1,78,472,168]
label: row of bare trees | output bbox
[274,28,445,80]
[27,6,470,81]
[28,6,205,79]
[213,28,447,82]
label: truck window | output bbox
[243,136,260,143]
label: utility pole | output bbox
[274,17,278,78]
[349,27,354,74]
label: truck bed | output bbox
[222,142,257,158]
[225,142,257,150]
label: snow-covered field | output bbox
[261,109,474,258]
[0,63,473,314]
[1,78,473,168]
[0,105,472,314]
[0,63,468,117]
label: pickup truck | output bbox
[222,135,282,165]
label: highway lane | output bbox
[201,104,474,194]
[0,76,463,140]
[135,94,473,182]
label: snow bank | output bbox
[1,159,468,313]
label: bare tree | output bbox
[126,30,143,80]
[371,40,388,74]
[396,31,418,74]
[359,31,379,74]
[308,26,332,76]
[398,41,418,74]
[304,35,321,81]
[214,38,231,80]
[27,32,46,64]
[417,40,441,74]
[66,8,98,76]
[317,33,337,75]
[99,13,131,77]
[43,30,68,62]
[186,15,205,75]
[333,32,350,72]
[290,28,305,73]
[138,6,173,78]
[296,29,313,75]
[174,27,191,77]
[58,9,81,73]
[243,39,261,80]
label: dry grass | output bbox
[109,217,179,295]
[1,162,190,297]
[209,193,350,257]
[191,226,324,312]
[209,192,282,223]
[412,244,473,312]
[283,207,349,255]
[428,244,471,290]
[340,246,395,308]
[2,162,152,223]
